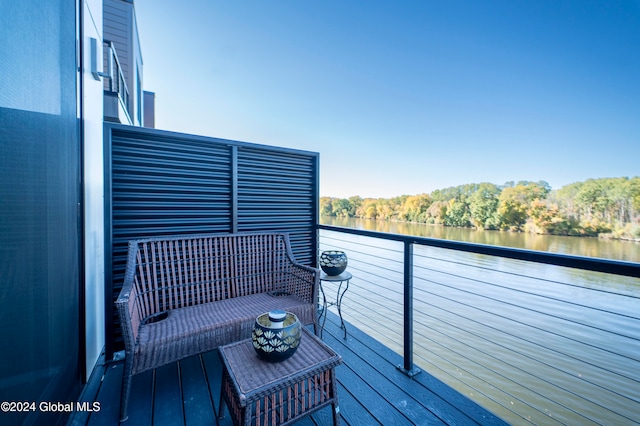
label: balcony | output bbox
[103,40,132,125]
[72,312,506,425]
[70,125,639,425]
[72,224,639,425]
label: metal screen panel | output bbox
[237,146,318,265]
[105,124,318,355]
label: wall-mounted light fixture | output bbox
[90,37,112,81]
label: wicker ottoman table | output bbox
[219,327,342,426]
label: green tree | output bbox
[354,198,377,219]
[320,197,334,216]
[347,196,363,217]
[426,200,448,225]
[528,199,565,234]
[444,199,471,227]
[496,186,529,231]
[628,177,640,224]
[469,183,500,229]
[576,179,611,221]
[399,194,432,222]
[331,198,352,217]
[320,176,638,239]
[376,199,394,220]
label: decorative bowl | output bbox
[319,250,348,276]
[252,311,302,362]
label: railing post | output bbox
[397,240,421,377]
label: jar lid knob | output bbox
[269,310,286,322]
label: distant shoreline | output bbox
[320,215,640,244]
[320,178,640,243]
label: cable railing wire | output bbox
[319,259,404,298]
[327,230,639,309]
[416,275,640,424]
[412,294,640,410]
[321,241,405,269]
[408,318,543,425]
[411,325,581,426]
[413,361,531,424]
[324,234,640,355]
[321,233,404,255]
[412,269,640,345]
[412,268,640,326]
[319,228,640,425]
[411,318,638,425]
[326,230,609,303]
[412,248,640,302]
[328,238,640,350]
[413,284,640,386]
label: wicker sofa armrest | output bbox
[281,262,319,308]
[115,281,141,358]
[115,240,146,356]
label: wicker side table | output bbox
[219,327,342,426]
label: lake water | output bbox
[321,216,640,263]
[319,216,640,425]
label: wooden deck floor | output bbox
[71,313,508,425]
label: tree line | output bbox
[320,177,640,240]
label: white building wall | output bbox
[82,0,106,380]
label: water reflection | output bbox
[321,216,640,263]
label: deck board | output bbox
[201,351,228,424]
[322,331,446,425]
[71,356,107,426]
[77,312,508,425]
[181,355,216,426]
[89,363,123,425]
[126,370,153,426]
[334,381,382,426]
[153,363,185,425]
[326,319,494,425]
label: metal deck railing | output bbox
[318,224,640,425]
[103,40,131,120]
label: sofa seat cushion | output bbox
[134,292,315,373]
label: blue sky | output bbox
[135,0,639,198]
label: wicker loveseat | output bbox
[115,232,319,422]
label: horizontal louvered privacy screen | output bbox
[104,123,319,356]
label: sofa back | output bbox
[124,232,296,321]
